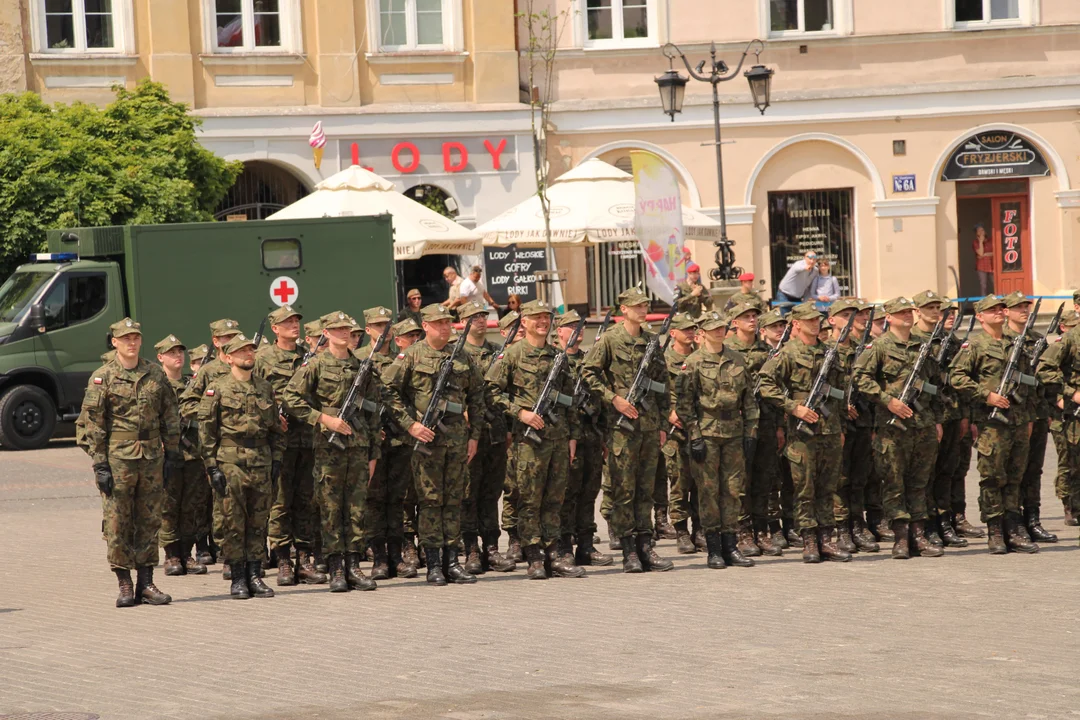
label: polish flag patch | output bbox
[961,342,970,348]
[205,389,215,396]
[93,377,103,385]
[397,353,405,359]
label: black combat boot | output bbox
[891,520,910,560]
[953,512,985,538]
[818,527,852,562]
[674,520,697,554]
[114,568,136,608]
[275,546,296,586]
[638,533,674,571]
[911,521,943,557]
[851,516,880,552]
[461,533,484,575]
[835,524,857,554]
[346,552,377,590]
[655,506,678,540]
[704,531,726,569]
[389,537,419,578]
[736,523,762,557]
[721,532,754,568]
[769,520,789,550]
[1005,514,1038,554]
[196,537,215,566]
[548,540,586,578]
[924,515,944,549]
[327,554,349,592]
[986,518,1007,554]
[445,547,478,584]
[524,544,547,579]
[481,534,516,572]
[1026,509,1058,543]
[784,518,804,548]
[754,520,782,556]
[136,566,171,605]
[939,513,968,548]
[163,542,185,577]
[607,522,622,551]
[295,548,328,584]
[800,528,821,563]
[247,561,275,597]
[425,547,447,586]
[574,535,612,567]
[506,528,525,563]
[370,538,391,580]
[183,541,207,574]
[229,562,250,599]
[621,537,643,573]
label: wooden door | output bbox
[991,195,1032,296]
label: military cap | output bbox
[457,301,487,320]
[1002,290,1031,308]
[269,305,301,324]
[519,299,553,317]
[824,298,857,317]
[189,344,209,362]
[883,296,916,314]
[789,302,823,321]
[974,295,1006,313]
[697,310,728,332]
[407,288,422,299]
[498,311,521,331]
[617,286,650,307]
[1061,308,1079,327]
[393,317,422,335]
[349,315,363,331]
[669,312,699,331]
[1073,289,1080,305]
[421,304,454,322]
[222,333,257,355]
[759,309,785,328]
[911,290,944,308]
[110,317,142,338]
[728,302,761,320]
[321,311,354,330]
[364,306,394,324]
[209,318,241,338]
[304,319,323,338]
[557,309,582,328]
[154,334,185,354]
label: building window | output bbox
[31,0,134,53]
[768,189,856,297]
[579,0,656,47]
[953,0,1022,25]
[262,239,302,270]
[204,0,301,53]
[769,0,834,34]
[376,0,453,51]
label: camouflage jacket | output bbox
[465,339,508,438]
[852,331,943,430]
[1036,324,1080,421]
[167,376,201,461]
[254,343,306,448]
[197,374,286,469]
[910,325,962,423]
[675,281,715,317]
[81,357,181,466]
[726,333,781,430]
[282,350,382,452]
[566,351,603,440]
[582,322,670,432]
[382,339,486,445]
[1003,324,1048,421]
[486,339,581,442]
[757,335,845,436]
[950,330,1033,427]
[1038,335,1069,431]
[664,344,692,444]
[676,346,759,441]
[722,291,768,313]
[834,339,875,429]
[179,356,229,421]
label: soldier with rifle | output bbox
[758,302,852,563]
[1037,307,1080,526]
[853,297,945,559]
[582,286,675,573]
[837,301,879,553]
[665,313,704,556]
[756,310,797,549]
[494,311,528,563]
[387,317,424,574]
[950,295,1040,555]
[382,304,486,586]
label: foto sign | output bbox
[892,174,916,193]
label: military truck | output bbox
[0,216,395,449]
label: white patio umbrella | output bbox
[475,158,723,245]
[267,165,481,260]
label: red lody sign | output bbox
[343,136,515,177]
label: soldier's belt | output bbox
[220,437,269,449]
[434,399,464,414]
[703,409,741,421]
[110,429,160,441]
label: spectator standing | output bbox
[440,267,463,309]
[776,251,818,306]
[807,258,841,303]
[972,224,994,296]
[500,293,523,319]
[455,265,501,311]
[399,289,424,327]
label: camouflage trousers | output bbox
[268,445,317,552]
[874,424,936,523]
[779,449,796,522]
[974,423,1029,522]
[653,447,669,509]
[1061,420,1080,515]
[561,432,603,539]
[501,444,520,533]
[463,434,507,540]
[666,440,698,525]
[1020,418,1049,514]
[515,434,570,547]
[1052,424,1069,501]
[218,462,272,564]
[314,443,370,555]
[785,431,842,530]
[411,439,467,550]
[950,429,973,514]
[751,423,784,523]
[692,436,746,534]
[605,425,661,539]
[102,457,164,570]
[365,443,412,542]
[930,419,964,517]
[159,459,209,546]
[838,426,873,521]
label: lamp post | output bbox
[656,40,774,280]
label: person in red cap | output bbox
[723,272,767,313]
[676,262,715,318]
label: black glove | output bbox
[689,437,706,463]
[271,461,282,483]
[93,462,114,497]
[163,450,183,487]
[743,436,758,463]
[208,467,227,496]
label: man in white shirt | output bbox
[454,265,500,311]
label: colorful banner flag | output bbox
[631,150,688,305]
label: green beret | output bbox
[828,298,860,317]
[154,334,184,354]
[322,311,354,330]
[189,344,209,362]
[393,317,422,335]
[728,302,761,320]
[617,286,650,307]
[519,299,554,317]
[669,312,699,331]
[458,301,487,319]
[269,305,301,324]
[974,295,1006,313]
[222,333,257,354]
[911,290,944,308]
[421,304,454,322]
[557,309,581,328]
[363,306,394,324]
[789,302,823,321]
[758,309,785,328]
[697,310,728,332]
[498,311,520,331]
[883,296,916,314]
[110,317,142,338]
[209,318,241,338]
[1002,291,1031,308]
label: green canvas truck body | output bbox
[0,215,395,449]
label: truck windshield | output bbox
[0,270,54,323]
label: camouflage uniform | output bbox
[1039,311,1079,518]
[663,321,697,535]
[1036,296,1080,533]
[493,312,524,543]
[563,341,608,564]
[838,315,878,545]
[675,279,714,318]
[653,341,691,537]
[722,291,768,314]
[161,374,211,563]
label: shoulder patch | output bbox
[961,342,969,348]
[864,343,872,349]
[301,361,308,367]
[497,352,504,360]
[93,377,103,385]
[205,389,215,396]
[396,353,405,359]
[680,362,687,370]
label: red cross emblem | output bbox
[270,276,299,307]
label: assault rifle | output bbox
[795,310,856,436]
[886,307,952,430]
[1030,302,1065,368]
[301,334,327,363]
[572,307,614,415]
[753,320,792,397]
[615,291,681,432]
[989,296,1042,424]
[522,317,586,444]
[843,306,875,411]
[935,308,969,369]
[327,322,392,450]
[250,315,268,349]
[413,326,471,455]
[487,314,522,373]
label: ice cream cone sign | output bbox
[309,121,327,169]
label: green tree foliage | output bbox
[0,79,241,278]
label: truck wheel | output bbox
[0,385,57,450]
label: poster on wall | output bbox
[941,132,1049,181]
[482,244,548,306]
